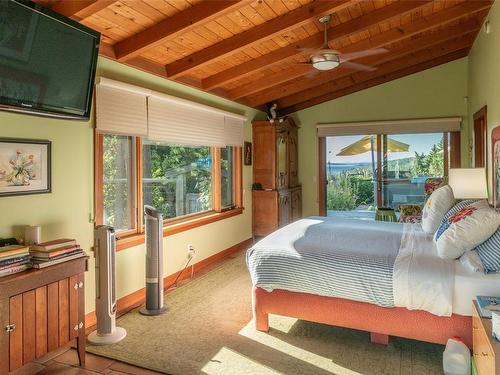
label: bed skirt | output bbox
[252,287,472,348]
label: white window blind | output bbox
[95,77,247,146]
[95,79,148,137]
[224,116,245,146]
[317,117,462,137]
[147,95,226,147]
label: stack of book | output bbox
[30,239,85,269]
[0,245,32,277]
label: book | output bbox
[30,238,77,252]
[477,296,500,318]
[0,245,30,259]
[0,263,31,278]
[30,245,80,259]
[0,259,31,271]
[32,249,83,262]
[0,254,31,267]
[32,252,86,269]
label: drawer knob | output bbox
[73,325,79,331]
[79,281,84,288]
[73,283,78,290]
[5,324,15,333]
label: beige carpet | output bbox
[87,252,444,375]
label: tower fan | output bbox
[140,206,167,315]
[88,225,127,345]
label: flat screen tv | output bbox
[0,0,100,120]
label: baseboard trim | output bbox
[85,237,253,334]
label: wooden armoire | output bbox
[252,118,302,236]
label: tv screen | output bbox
[0,0,100,120]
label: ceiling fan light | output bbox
[312,60,340,71]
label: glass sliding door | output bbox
[325,135,377,220]
[380,133,447,210]
[325,132,450,219]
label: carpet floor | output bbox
[87,252,444,375]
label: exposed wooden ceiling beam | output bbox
[201,0,433,91]
[165,0,353,79]
[51,0,115,20]
[246,16,483,107]
[230,3,489,102]
[114,1,246,62]
[282,48,469,115]
[278,35,474,113]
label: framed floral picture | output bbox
[0,138,51,197]
[492,126,500,208]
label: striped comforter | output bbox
[246,217,405,308]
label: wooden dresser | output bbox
[252,119,302,236]
[473,300,500,375]
[0,257,88,374]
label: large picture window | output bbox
[95,134,243,244]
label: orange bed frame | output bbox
[252,287,472,348]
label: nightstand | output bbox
[472,300,500,374]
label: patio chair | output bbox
[398,177,446,223]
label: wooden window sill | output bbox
[115,207,244,251]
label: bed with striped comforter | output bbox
[246,216,454,316]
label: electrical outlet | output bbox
[187,244,195,260]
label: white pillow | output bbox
[459,250,484,273]
[421,185,455,234]
[435,200,500,259]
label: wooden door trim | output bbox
[473,106,487,168]
[318,137,326,216]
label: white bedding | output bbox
[394,223,454,316]
[453,260,500,316]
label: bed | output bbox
[246,217,500,348]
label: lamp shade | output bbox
[449,168,488,199]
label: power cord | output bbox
[164,256,193,291]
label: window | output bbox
[142,141,213,219]
[95,134,243,241]
[102,134,135,231]
[220,146,234,209]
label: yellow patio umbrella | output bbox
[335,135,410,208]
[336,135,409,156]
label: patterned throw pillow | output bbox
[435,200,500,259]
[434,199,478,241]
[476,229,500,273]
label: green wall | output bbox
[291,58,470,217]
[468,0,500,198]
[0,57,264,313]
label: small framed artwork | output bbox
[492,126,500,208]
[0,138,51,197]
[244,141,252,166]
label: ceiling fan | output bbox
[300,15,388,73]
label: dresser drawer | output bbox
[473,305,496,375]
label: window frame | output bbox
[94,132,244,250]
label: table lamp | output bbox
[448,168,488,199]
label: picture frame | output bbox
[492,126,500,208]
[244,141,252,166]
[0,138,51,197]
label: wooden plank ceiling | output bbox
[37,0,492,115]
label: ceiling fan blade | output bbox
[339,48,388,62]
[341,61,377,72]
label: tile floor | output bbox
[10,347,165,375]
